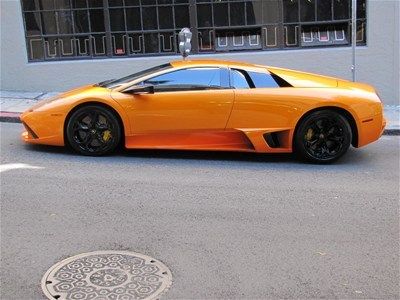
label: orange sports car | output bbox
[21,59,385,163]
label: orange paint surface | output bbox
[20,59,385,153]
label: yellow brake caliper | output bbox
[305,128,314,141]
[102,130,112,142]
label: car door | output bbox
[118,67,234,134]
[227,68,297,130]
[226,68,300,151]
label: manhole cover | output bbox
[41,251,172,300]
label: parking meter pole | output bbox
[351,0,357,82]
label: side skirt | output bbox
[125,128,294,153]
[125,130,255,152]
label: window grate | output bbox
[21,0,367,62]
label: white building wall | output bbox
[1,0,399,105]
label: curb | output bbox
[384,129,400,136]
[0,112,21,123]
[1,111,398,135]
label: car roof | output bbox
[170,59,270,72]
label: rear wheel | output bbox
[66,105,121,156]
[294,110,352,163]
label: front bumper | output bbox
[20,110,65,146]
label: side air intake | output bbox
[263,130,291,149]
[263,133,280,148]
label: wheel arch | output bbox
[293,106,359,148]
[63,101,126,148]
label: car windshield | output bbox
[97,63,172,89]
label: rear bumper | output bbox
[357,113,386,148]
[382,117,387,135]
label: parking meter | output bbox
[178,28,192,59]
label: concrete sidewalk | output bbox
[1,89,399,134]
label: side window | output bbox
[247,71,279,88]
[230,69,250,89]
[143,67,222,91]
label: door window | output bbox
[143,67,224,92]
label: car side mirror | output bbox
[123,84,154,95]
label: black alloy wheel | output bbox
[66,105,121,156]
[295,110,352,163]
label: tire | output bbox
[294,110,352,163]
[66,105,121,156]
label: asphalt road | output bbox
[1,122,399,299]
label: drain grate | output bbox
[41,251,172,300]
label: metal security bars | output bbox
[21,0,366,62]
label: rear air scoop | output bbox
[267,67,340,88]
[337,80,377,93]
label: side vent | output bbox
[263,133,280,148]
[22,122,39,139]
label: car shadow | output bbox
[120,148,298,164]
[24,143,72,155]
[23,142,369,166]
[24,143,296,163]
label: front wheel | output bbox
[294,110,352,163]
[66,105,121,156]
